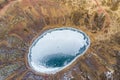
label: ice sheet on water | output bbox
[28,27,90,74]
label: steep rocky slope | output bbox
[0,0,120,80]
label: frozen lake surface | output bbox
[28,27,90,74]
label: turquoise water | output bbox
[41,45,87,68]
[41,54,75,68]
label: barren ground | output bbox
[0,0,120,80]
